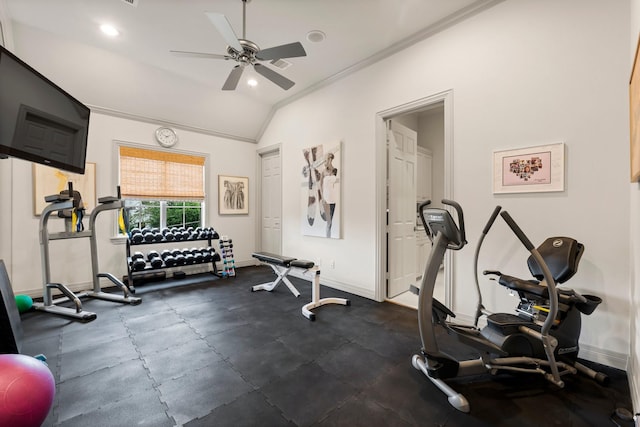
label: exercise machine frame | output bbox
[34,190,141,321]
[411,200,606,413]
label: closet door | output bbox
[260,150,281,254]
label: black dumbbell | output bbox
[131,251,145,261]
[131,258,146,271]
[161,249,172,259]
[149,257,163,269]
[164,255,176,267]
[171,249,182,257]
[147,250,160,261]
[194,252,204,263]
[130,232,143,244]
[175,254,186,266]
[184,254,195,265]
[143,233,155,243]
[164,231,175,241]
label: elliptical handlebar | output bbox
[473,205,502,325]
[499,210,563,384]
[442,199,466,248]
[417,200,432,239]
[483,206,502,234]
[500,211,535,251]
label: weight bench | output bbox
[251,252,350,321]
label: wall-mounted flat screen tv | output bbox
[0,44,90,174]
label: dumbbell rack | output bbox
[35,195,142,322]
[125,227,222,292]
[218,236,236,278]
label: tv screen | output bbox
[0,44,90,174]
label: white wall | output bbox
[6,112,257,296]
[259,0,631,368]
[630,0,640,415]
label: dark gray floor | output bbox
[19,266,633,427]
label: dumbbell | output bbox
[130,232,143,244]
[181,231,190,240]
[174,253,186,266]
[131,251,145,261]
[171,249,182,257]
[164,255,177,267]
[164,231,175,241]
[193,251,204,263]
[161,249,172,259]
[147,250,163,268]
[184,253,195,265]
[131,258,146,271]
[143,232,155,243]
[153,232,163,242]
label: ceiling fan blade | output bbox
[222,65,244,91]
[253,64,295,90]
[170,50,230,60]
[256,42,307,61]
[205,12,243,52]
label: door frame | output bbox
[374,89,454,303]
[255,143,282,253]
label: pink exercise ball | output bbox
[0,354,55,427]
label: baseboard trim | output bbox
[579,343,628,371]
[287,269,377,301]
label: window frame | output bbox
[114,141,210,238]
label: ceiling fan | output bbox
[170,0,307,91]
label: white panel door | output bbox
[387,120,417,298]
[261,150,281,254]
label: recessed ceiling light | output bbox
[306,30,326,43]
[247,78,258,88]
[100,24,120,37]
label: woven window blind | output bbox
[119,146,205,200]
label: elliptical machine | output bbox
[411,200,607,413]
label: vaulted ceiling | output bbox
[1,0,500,142]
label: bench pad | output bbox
[252,252,297,267]
[291,259,315,269]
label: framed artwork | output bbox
[219,175,248,215]
[493,143,564,194]
[301,141,341,238]
[630,35,640,182]
[33,162,96,215]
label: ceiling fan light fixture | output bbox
[306,30,326,43]
[247,78,258,87]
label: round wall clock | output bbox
[155,127,178,148]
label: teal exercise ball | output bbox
[15,295,33,314]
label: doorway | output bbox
[376,91,453,309]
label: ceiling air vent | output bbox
[121,0,139,7]
[270,59,292,70]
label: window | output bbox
[119,145,206,232]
